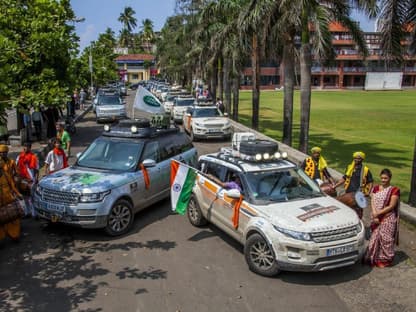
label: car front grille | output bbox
[205,124,224,129]
[41,188,79,205]
[311,225,357,243]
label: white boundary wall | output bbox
[365,72,403,90]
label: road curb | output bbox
[229,119,416,225]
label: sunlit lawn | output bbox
[237,90,416,200]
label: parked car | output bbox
[34,118,198,236]
[95,94,126,123]
[186,133,365,276]
[171,96,195,124]
[182,105,232,141]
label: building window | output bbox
[132,74,139,80]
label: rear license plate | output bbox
[326,244,355,256]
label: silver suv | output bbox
[34,118,197,236]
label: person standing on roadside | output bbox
[44,138,68,175]
[31,108,43,141]
[56,122,71,157]
[364,168,400,267]
[334,151,373,219]
[80,88,87,110]
[0,158,24,244]
[16,142,39,217]
[301,146,335,184]
[0,144,18,182]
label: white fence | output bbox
[365,72,403,90]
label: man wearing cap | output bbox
[0,144,17,179]
[334,151,373,219]
[301,146,335,185]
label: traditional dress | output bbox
[0,169,22,241]
[365,185,400,267]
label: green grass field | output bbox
[237,90,416,201]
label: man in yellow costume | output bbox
[301,146,335,184]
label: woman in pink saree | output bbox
[364,168,400,267]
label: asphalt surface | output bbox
[1,92,415,312]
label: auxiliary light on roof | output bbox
[103,124,111,132]
[131,125,138,133]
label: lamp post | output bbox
[89,45,94,96]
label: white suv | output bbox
[186,134,365,276]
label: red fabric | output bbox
[53,148,68,169]
[140,163,150,189]
[232,195,244,229]
[17,151,38,181]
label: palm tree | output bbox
[377,0,416,66]
[118,6,137,32]
[140,18,155,53]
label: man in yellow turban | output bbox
[334,151,373,219]
[0,144,17,179]
[301,146,335,185]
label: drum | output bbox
[354,191,367,209]
[336,192,356,208]
[319,182,337,197]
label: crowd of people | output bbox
[301,146,400,268]
[0,122,71,247]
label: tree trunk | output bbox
[210,57,218,101]
[223,58,232,114]
[232,73,240,121]
[282,40,295,146]
[299,42,312,153]
[409,137,416,206]
[251,34,260,130]
[218,56,223,101]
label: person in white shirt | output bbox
[44,138,68,175]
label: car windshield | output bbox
[166,95,176,102]
[77,138,143,171]
[193,108,222,117]
[175,99,195,106]
[99,95,122,105]
[244,168,322,203]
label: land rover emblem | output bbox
[143,95,160,107]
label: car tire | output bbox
[187,195,207,227]
[239,140,278,155]
[105,199,134,236]
[244,233,280,276]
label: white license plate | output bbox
[326,244,355,256]
[207,129,221,133]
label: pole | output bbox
[89,46,93,96]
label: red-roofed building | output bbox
[115,54,157,83]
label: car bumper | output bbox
[192,127,233,139]
[33,193,110,229]
[96,113,127,122]
[271,233,366,272]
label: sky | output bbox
[71,0,376,52]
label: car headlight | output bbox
[356,221,363,233]
[79,190,111,203]
[274,225,311,241]
[35,184,43,195]
[194,122,203,127]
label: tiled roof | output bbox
[115,54,155,61]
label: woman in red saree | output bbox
[364,168,400,267]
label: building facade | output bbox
[241,22,416,90]
[115,54,157,83]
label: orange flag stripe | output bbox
[140,163,150,189]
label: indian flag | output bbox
[170,160,197,215]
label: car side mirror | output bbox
[225,189,241,199]
[186,113,191,117]
[142,159,156,168]
[76,152,82,159]
[223,112,228,117]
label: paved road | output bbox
[1,92,415,312]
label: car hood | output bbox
[256,196,359,232]
[193,117,229,125]
[38,167,135,193]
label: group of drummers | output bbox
[301,147,372,219]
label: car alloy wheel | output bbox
[187,196,207,227]
[245,233,280,276]
[105,199,133,236]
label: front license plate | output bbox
[207,129,221,133]
[326,244,355,256]
[40,201,66,213]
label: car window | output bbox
[141,141,160,162]
[77,138,143,171]
[99,95,122,105]
[175,99,195,106]
[201,161,227,181]
[193,108,221,117]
